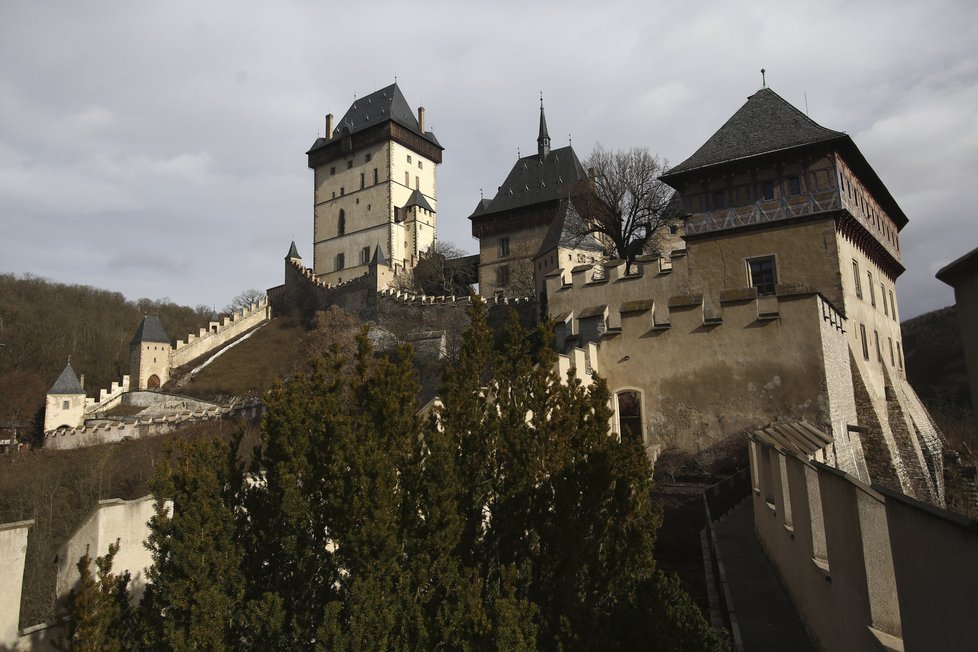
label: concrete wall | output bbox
[0,520,32,649]
[55,496,162,606]
[750,435,978,652]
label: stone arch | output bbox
[147,374,161,390]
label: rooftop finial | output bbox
[480,188,484,199]
[537,92,551,158]
[569,133,572,147]
[761,68,767,89]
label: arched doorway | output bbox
[147,374,161,390]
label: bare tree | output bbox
[570,145,678,267]
[223,288,265,314]
[403,241,476,297]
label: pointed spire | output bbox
[49,363,85,395]
[286,240,301,260]
[370,245,387,267]
[538,92,551,158]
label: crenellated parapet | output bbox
[82,375,132,416]
[170,296,271,369]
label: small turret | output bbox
[286,240,301,261]
[130,316,170,390]
[44,363,86,431]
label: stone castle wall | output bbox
[170,297,271,369]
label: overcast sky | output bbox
[2,0,976,319]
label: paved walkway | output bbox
[713,500,814,652]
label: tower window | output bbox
[415,176,420,189]
[496,264,510,288]
[747,256,777,295]
[62,400,70,410]
[867,271,876,307]
[616,390,643,445]
[852,260,862,299]
[346,160,353,169]
[762,181,774,200]
[860,324,869,361]
[335,253,345,271]
[360,246,371,265]
[889,290,896,320]
[405,171,409,186]
[881,283,888,316]
[330,166,335,175]
[340,187,345,196]
[788,175,801,196]
[407,154,412,163]
[713,190,726,210]
[338,209,346,236]
[373,168,379,184]
[360,173,365,189]
[365,153,372,163]
[418,160,423,169]
[498,237,510,258]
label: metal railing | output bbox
[686,189,843,236]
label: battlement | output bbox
[82,375,132,416]
[376,287,533,306]
[170,296,271,369]
[44,398,263,450]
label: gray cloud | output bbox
[1,0,975,318]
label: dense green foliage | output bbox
[63,304,724,650]
[57,543,133,652]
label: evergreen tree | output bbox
[57,542,133,652]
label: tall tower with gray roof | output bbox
[306,83,443,287]
[130,315,170,390]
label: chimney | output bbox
[325,113,334,139]
[79,374,85,389]
[417,106,425,133]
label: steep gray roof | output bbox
[49,363,85,395]
[663,88,845,178]
[535,200,603,258]
[311,83,441,150]
[469,198,492,217]
[471,145,588,218]
[286,241,301,260]
[370,244,387,266]
[404,188,435,212]
[130,315,169,345]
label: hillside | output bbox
[902,305,971,412]
[0,273,235,442]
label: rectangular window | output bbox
[373,168,379,184]
[788,175,801,196]
[415,175,420,190]
[762,180,774,200]
[418,160,423,169]
[889,290,896,321]
[330,166,336,175]
[340,187,345,196]
[852,260,862,299]
[331,191,336,199]
[874,330,882,362]
[405,171,409,186]
[360,246,370,265]
[496,264,510,288]
[888,337,895,366]
[335,253,345,271]
[498,237,510,257]
[747,256,777,296]
[346,160,353,169]
[881,283,888,316]
[713,190,726,210]
[62,400,70,410]
[897,342,903,369]
[365,153,372,163]
[360,173,365,189]
[407,154,412,163]
[616,390,643,445]
[867,271,876,307]
[860,324,869,360]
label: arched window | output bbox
[616,390,643,445]
[338,209,346,236]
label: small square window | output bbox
[407,154,412,164]
[747,256,776,295]
[713,190,726,210]
[62,400,70,410]
[788,176,801,196]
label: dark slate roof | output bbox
[937,246,978,286]
[663,88,845,178]
[404,188,435,212]
[130,315,169,345]
[469,198,492,217]
[370,244,387,266]
[49,363,85,395]
[286,241,301,260]
[535,200,603,258]
[308,83,441,152]
[470,145,588,218]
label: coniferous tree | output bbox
[57,542,133,652]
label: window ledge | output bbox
[783,523,795,538]
[811,557,831,581]
[867,626,904,652]
[765,501,776,514]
